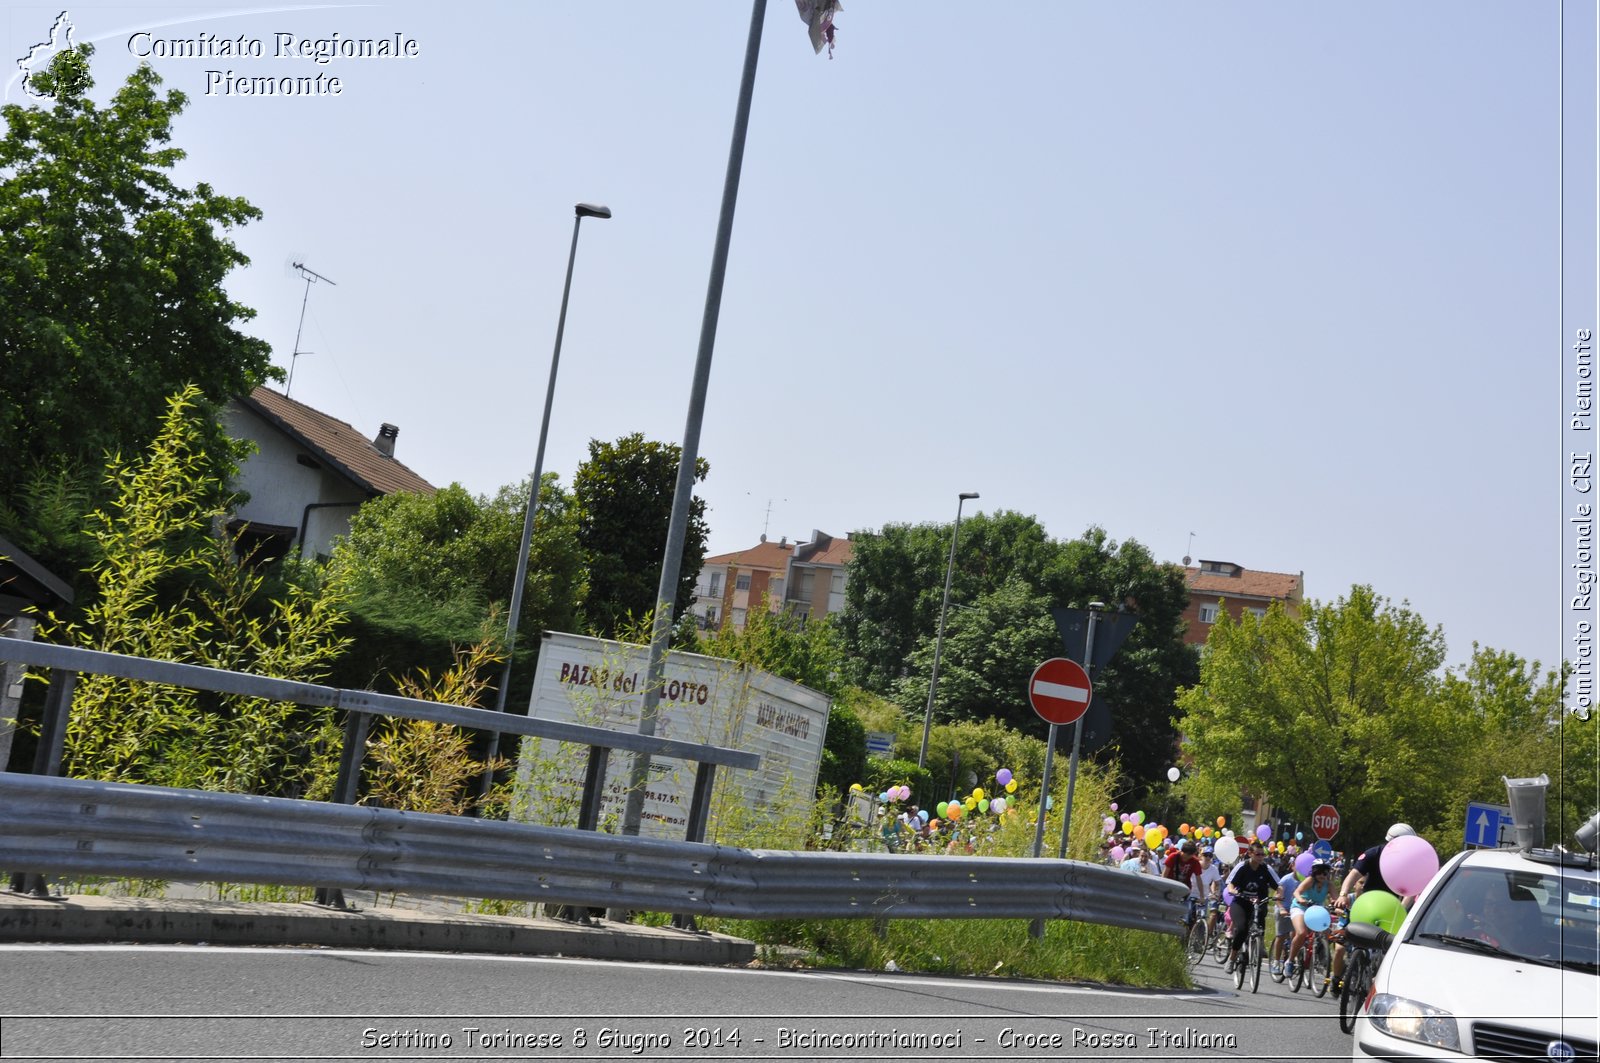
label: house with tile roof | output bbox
[224,386,436,561]
[691,536,795,630]
[783,529,853,621]
[1181,559,1305,645]
[689,529,856,631]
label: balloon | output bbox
[978,799,990,813]
[1132,824,1146,839]
[1134,811,1146,825]
[1122,821,1133,835]
[1303,905,1332,933]
[1222,887,1236,906]
[991,797,1007,814]
[1255,824,1272,842]
[1179,823,1191,835]
[1350,889,1407,933]
[1005,781,1017,793]
[1214,836,1241,864]
[1380,835,1441,897]
[1110,802,1118,811]
[945,803,963,821]
[850,783,863,792]
[1109,845,1125,862]
[1293,852,1314,880]
[1167,767,1181,783]
[997,768,1013,786]
[964,798,976,811]
[879,791,889,802]
[1295,831,1304,842]
[1216,816,1226,828]
[936,801,949,817]
[1103,816,1115,831]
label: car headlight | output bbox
[1368,994,1462,1052]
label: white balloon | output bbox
[1213,836,1241,864]
[1166,767,1181,783]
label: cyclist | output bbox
[1195,847,1224,935]
[1338,822,1414,908]
[1282,860,1333,980]
[1270,858,1300,977]
[1223,843,1279,971]
[1165,840,1205,923]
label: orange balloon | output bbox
[1216,816,1226,828]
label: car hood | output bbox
[1380,940,1600,1031]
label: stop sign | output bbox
[1028,657,1093,725]
[1312,804,1340,841]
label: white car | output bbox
[1352,845,1599,1062]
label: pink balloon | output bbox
[1109,803,1118,812]
[1109,845,1126,862]
[1379,834,1440,897]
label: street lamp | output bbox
[917,491,979,770]
[478,201,612,800]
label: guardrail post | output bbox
[10,669,77,896]
[551,746,613,925]
[668,763,719,932]
[314,706,370,910]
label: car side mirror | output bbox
[1344,920,1393,949]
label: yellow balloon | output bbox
[973,788,985,801]
[1005,781,1017,793]
[965,798,977,810]
[1122,821,1134,835]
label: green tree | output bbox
[573,433,709,639]
[844,517,1196,792]
[0,46,275,535]
[53,388,348,797]
[1175,585,1460,851]
[328,475,584,701]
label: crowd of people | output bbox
[1097,822,1423,994]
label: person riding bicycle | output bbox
[1195,847,1224,935]
[1166,840,1206,925]
[1270,859,1300,977]
[1223,843,1278,971]
[1338,822,1414,907]
[1282,860,1333,979]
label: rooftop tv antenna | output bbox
[1182,531,1196,567]
[286,261,337,398]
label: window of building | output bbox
[706,605,719,626]
[797,569,815,598]
[768,577,785,600]
[736,574,751,591]
[709,572,723,596]
[1248,607,1267,619]
[1198,603,1221,623]
[731,607,747,628]
[830,571,845,593]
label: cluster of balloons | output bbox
[1102,807,1172,850]
[1342,835,1441,933]
[932,768,1019,823]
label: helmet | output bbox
[1311,861,1331,875]
[1385,823,1416,841]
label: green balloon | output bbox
[1350,889,1406,933]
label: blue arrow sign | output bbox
[1464,802,1505,848]
[1310,840,1334,861]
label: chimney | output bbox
[374,423,398,457]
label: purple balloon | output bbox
[1294,850,1315,877]
[1222,887,1236,906]
[996,768,1013,786]
[1255,824,1272,842]
[1380,834,1440,897]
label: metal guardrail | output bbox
[0,774,1189,934]
[0,636,758,907]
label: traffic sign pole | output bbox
[1058,607,1101,859]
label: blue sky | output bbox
[5,2,1591,674]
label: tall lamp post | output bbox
[917,491,979,770]
[477,201,612,801]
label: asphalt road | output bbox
[0,943,1352,1063]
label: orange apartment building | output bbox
[690,529,853,631]
[1181,559,1305,646]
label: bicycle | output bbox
[1211,901,1233,965]
[1184,897,1221,968]
[1339,921,1392,1033]
[1286,925,1332,997]
[1230,899,1269,993]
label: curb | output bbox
[0,894,755,966]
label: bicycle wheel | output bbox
[1338,952,1368,1034]
[1311,937,1332,998]
[1248,932,1263,993]
[1232,937,1246,990]
[1186,920,1209,968]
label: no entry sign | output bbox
[1029,657,1093,726]
[1312,804,1341,841]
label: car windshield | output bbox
[1412,865,1600,971]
